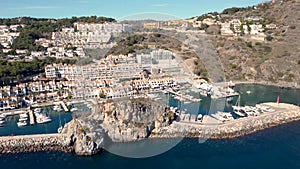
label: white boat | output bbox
[0,120,5,124]
[36,114,52,124]
[232,95,247,117]
[232,106,247,117]
[211,111,234,121]
[34,108,42,113]
[19,113,28,118]
[196,114,203,122]
[17,121,27,127]
[36,117,52,124]
[57,126,63,133]
[0,114,6,118]
[162,90,169,94]
[19,117,28,121]
[70,107,78,112]
[53,105,62,111]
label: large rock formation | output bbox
[62,98,176,155]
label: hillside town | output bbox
[0,0,293,112]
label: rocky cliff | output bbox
[61,98,176,155]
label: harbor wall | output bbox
[150,103,300,139]
[0,102,299,155]
[0,134,73,154]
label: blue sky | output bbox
[0,0,265,20]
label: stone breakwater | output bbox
[150,103,300,139]
[0,102,299,156]
[0,134,73,154]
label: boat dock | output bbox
[0,108,28,117]
[28,110,35,125]
[59,101,69,112]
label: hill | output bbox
[207,0,300,87]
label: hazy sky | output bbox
[0,0,265,20]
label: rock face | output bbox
[102,98,175,142]
[61,119,106,156]
[62,98,176,155]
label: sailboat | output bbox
[57,111,63,133]
[232,95,247,117]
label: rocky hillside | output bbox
[209,0,300,87]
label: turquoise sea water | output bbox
[0,84,299,169]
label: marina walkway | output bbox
[29,110,35,125]
[59,101,69,112]
[165,89,199,102]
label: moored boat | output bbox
[211,111,234,121]
[17,121,27,127]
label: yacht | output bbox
[0,116,5,121]
[232,95,247,117]
[196,114,203,122]
[19,117,28,121]
[53,105,62,111]
[0,120,5,124]
[70,107,78,112]
[17,121,27,127]
[211,111,234,121]
[34,108,42,113]
[0,114,6,119]
[162,90,169,94]
[36,116,52,124]
[19,113,28,118]
[57,126,63,133]
[36,113,52,124]
[232,106,247,117]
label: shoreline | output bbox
[233,80,300,90]
[0,102,299,155]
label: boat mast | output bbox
[235,94,241,107]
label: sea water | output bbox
[0,84,299,169]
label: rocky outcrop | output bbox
[61,98,176,155]
[61,119,106,156]
[101,98,175,142]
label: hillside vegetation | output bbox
[209,0,300,87]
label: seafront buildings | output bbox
[44,49,180,99]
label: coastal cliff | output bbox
[60,98,176,155]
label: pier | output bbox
[165,88,200,102]
[59,101,69,112]
[28,110,35,125]
[0,108,28,117]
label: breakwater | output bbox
[0,134,73,154]
[0,102,299,156]
[150,103,300,139]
